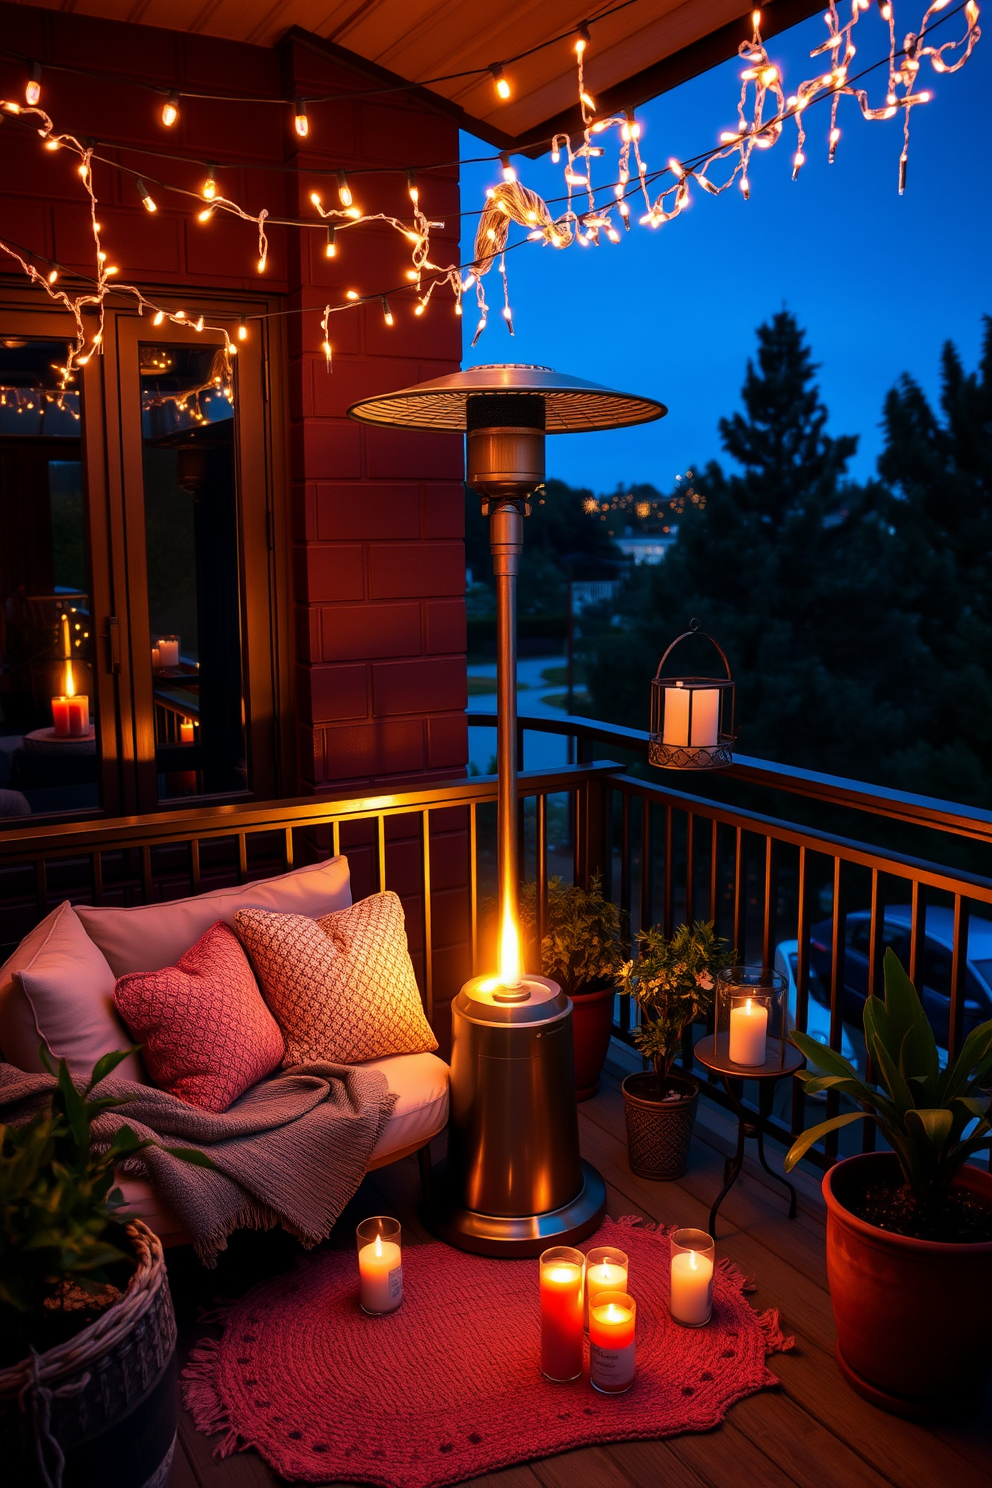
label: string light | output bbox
[0,1,980,375]
[238,316,248,340]
[325,225,337,257]
[294,99,309,138]
[136,178,157,212]
[25,63,41,107]
[381,296,394,326]
[490,63,511,100]
[161,91,180,128]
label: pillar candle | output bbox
[151,645,161,671]
[589,1294,636,1394]
[662,684,720,747]
[66,695,89,735]
[358,1233,403,1314]
[670,1250,714,1326]
[540,1259,584,1382]
[584,1257,628,1328]
[51,696,71,737]
[179,718,194,743]
[729,996,768,1066]
[157,638,180,669]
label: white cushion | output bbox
[114,1052,450,1243]
[0,901,144,1081]
[77,856,352,976]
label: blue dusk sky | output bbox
[458,8,992,495]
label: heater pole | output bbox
[490,496,524,986]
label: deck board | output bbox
[169,1054,990,1488]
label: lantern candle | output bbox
[52,661,89,737]
[589,1292,636,1394]
[540,1246,584,1382]
[356,1217,403,1315]
[669,1229,714,1327]
[584,1246,628,1329]
[729,995,768,1066]
[156,636,180,669]
[179,717,194,743]
[663,682,720,747]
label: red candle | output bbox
[52,695,71,737]
[589,1292,636,1394]
[540,1246,584,1382]
[66,694,89,735]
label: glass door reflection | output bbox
[139,342,247,800]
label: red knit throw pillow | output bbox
[113,920,285,1112]
[235,891,438,1067]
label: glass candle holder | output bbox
[539,1245,584,1382]
[356,1216,403,1315]
[584,1246,628,1330]
[589,1291,636,1394]
[669,1228,714,1327]
[715,965,788,1071]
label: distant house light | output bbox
[615,533,677,565]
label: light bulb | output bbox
[257,253,267,273]
[490,63,511,101]
[197,208,213,223]
[25,63,41,107]
[346,289,359,300]
[238,316,248,341]
[500,152,516,183]
[324,226,336,258]
[407,170,419,205]
[137,178,158,212]
[161,92,179,128]
[202,166,217,200]
[310,190,322,208]
[294,99,309,138]
[336,170,352,207]
[381,297,393,326]
[322,339,332,361]
[47,267,58,284]
[575,22,590,54]
[153,311,165,326]
[414,303,425,316]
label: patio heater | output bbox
[349,365,665,1254]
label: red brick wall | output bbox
[0,6,467,799]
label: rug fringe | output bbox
[757,1307,795,1355]
[181,1325,244,1459]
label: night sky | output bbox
[459,7,991,494]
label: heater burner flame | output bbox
[492,909,530,1001]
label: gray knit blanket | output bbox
[0,1061,396,1263]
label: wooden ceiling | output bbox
[12,0,825,147]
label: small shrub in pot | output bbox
[519,875,627,1098]
[786,949,992,1417]
[617,921,734,1179]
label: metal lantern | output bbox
[713,964,789,1074]
[649,621,735,770]
[349,364,666,1255]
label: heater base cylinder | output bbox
[428,1159,606,1258]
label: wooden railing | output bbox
[3,715,990,1170]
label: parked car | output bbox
[774,941,860,1086]
[807,906,992,1051]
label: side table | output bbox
[694,1034,804,1239]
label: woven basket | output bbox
[622,1071,700,1180]
[0,1220,177,1488]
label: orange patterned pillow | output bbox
[234,892,437,1067]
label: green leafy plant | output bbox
[617,921,735,1082]
[785,949,992,1208]
[518,875,628,997]
[0,1047,211,1362]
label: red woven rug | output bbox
[182,1217,793,1488]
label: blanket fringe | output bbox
[757,1307,795,1356]
[181,1334,244,1460]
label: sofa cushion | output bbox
[77,855,351,976]
[114,920,285,1112]
[0,901,145,1081]
[235,891,438,1066]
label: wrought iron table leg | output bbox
[708,1079,747,1239]
[755,1082,798,1218]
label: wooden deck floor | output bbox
[167,1047,991,1488]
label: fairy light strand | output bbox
[0,2,980,376]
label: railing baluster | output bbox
[332,820,341,858]
[421,809,433,1022]
[91,851,103,906]
[791,846,810,1139]
[684,813,695,926]
[948,894,969,1062]
[826,856,845,1162]
[620,793,631,935]
[377,816,387,893]
[709,819,719,929]
[733,827,746,956]
[663,805,674,937]
[35,859,48,921]
[762,836,776,968]
[141,846,152,903]
[537,794,547,956]
[190,839,201,896]
[283,827,294,872]
[909,880,926,990]
[237,833,247,884]
[572,788,581,887]
[640,799,653,936]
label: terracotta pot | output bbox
[621,1070,700,1180]
[823,1153,992,1419]
[570,985,617,1099]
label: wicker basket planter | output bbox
[622,1071,700,1180]
[0,1220,178,1488]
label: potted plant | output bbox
[0,1049,209,1487]
[519,875,627,1098]
[785,949,992,1418]
[617,920,735,1179]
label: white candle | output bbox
[662,684,720,747]
[151,645,161,670]
[157,638,180,669]
[670,1249,713,1325]
[358,1233,403,1314]
[729,995,768,1066]
[584,1260,627,1328]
